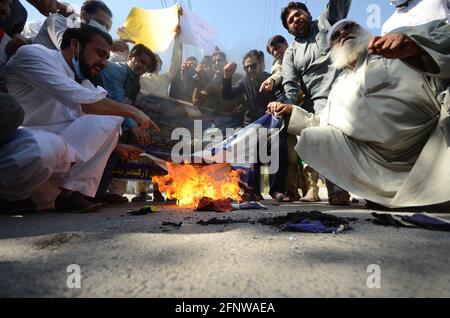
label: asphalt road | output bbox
[0,199,449,298]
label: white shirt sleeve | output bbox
[44,14,68,50]
[6,46,107,110]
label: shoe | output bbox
[241,191,263,202]
[0,198,37,214]
[56,192,103,213]
[131,193,151,203]
[254,193,264,201]
[300,189,321,203]
[95,193,128,204]
[329,191,351,207]
[153,191,166,203]
[287,191,301,201]
[271,192,293,203]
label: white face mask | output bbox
[109,52,128,63]
[390,0,410,7]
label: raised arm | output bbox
[167,35,183,81]
[41,13,70,50]
[319,0,352,27]
[222,62,244,100]
[282,47,300,104]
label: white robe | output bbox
[4,45,123,205]
[288,22,450,208]
[0,128,72,208]
[382,0,450,35]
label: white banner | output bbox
[178,1,217,55]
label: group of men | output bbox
[0,0,449,213]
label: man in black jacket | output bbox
[222,50,291,202]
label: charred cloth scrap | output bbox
[197,211,357,234]
[258,211,357,234]
[195,198,234,213]
[197,217,254,226]
[369,213,450,232]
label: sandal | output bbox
[273,192,293,203]
[329,191,351,206]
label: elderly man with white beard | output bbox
[267,19,450,209]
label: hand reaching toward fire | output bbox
[114,144,144,161]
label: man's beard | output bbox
[79,49,102,81]
[330,29,371,70]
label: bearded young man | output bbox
[280,0,352,206]
[3,24,158,213]
[268,20,450,209]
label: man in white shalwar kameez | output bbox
[268,20,450,208]
[2,24,158,212]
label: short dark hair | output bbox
[154,53,163,67]
[201,55,212,65]
[61,24,113,50]
[130,44,158,73]
[186,56,198,64]
[266,35,288,54]
[81,0,113,17]
[243,50,264,65]
[211,51,227,62]
[281,2,309,30]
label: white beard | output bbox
[331,29,371,70]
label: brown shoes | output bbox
[328,191,351,206]
[96,193,129,204]
[56,191,103,213]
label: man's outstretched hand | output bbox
[267,102,293,117]
[114,144,144,161]
[133,109,160,132]
[368,33,422,59]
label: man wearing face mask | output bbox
[34,0,112,50]
[280,1,352,206]
[4,24,159,213]
[383,0,450,35]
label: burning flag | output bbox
[153,163,242,209]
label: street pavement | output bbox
[0,196,449,298]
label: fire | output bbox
[153,163,242,209]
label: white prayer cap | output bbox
[327,19,357,46]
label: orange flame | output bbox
[153,163,242,209]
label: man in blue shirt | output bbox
[96,43,158,204]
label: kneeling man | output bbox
[268,20,450,208]
[3,24,159,212]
